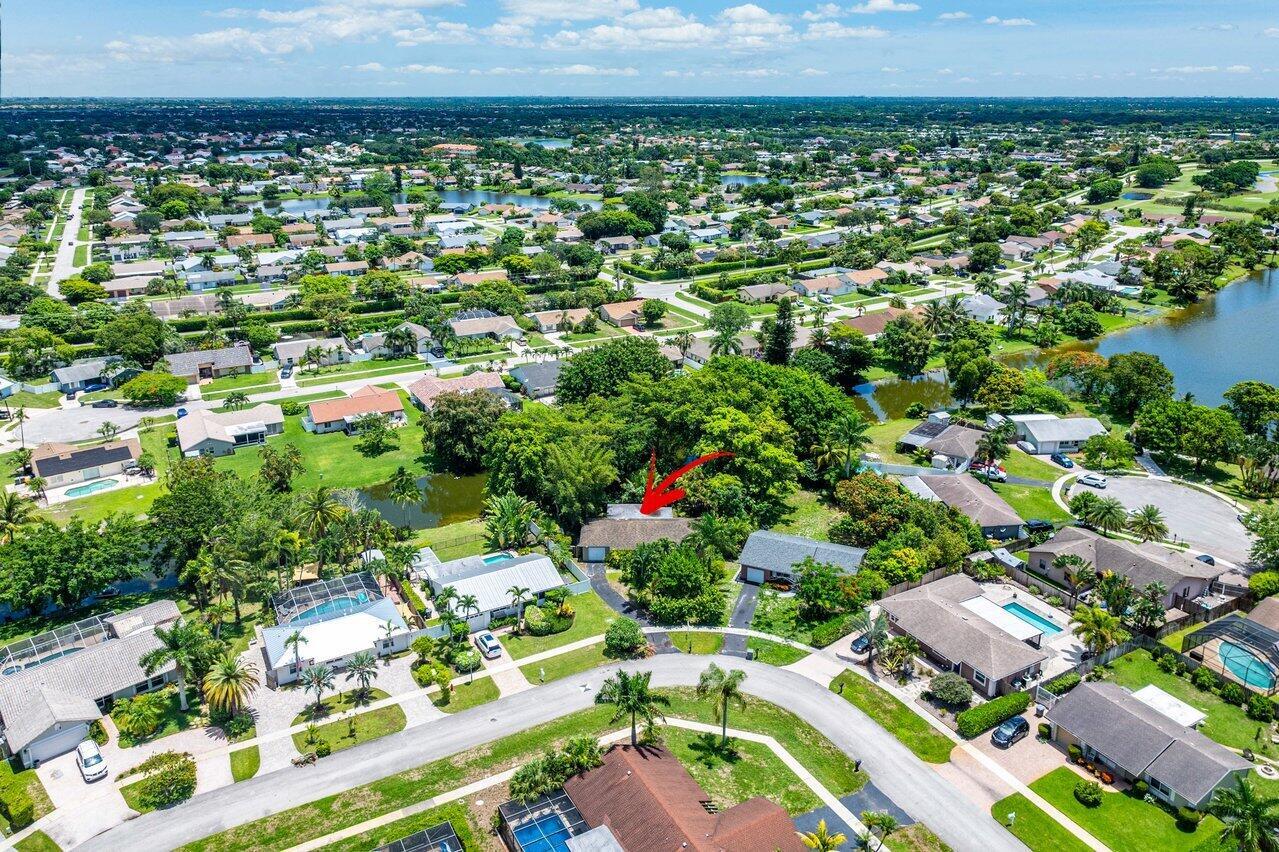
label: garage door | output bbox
[744,567,765,585]
[585,547,607,563]
[29,722,90,765]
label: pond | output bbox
[355,472,487,529]
[853,266,1279,418]
[719,174,791,187]
[1120,191,1154,200]
[507,137,573,149]
[252,189,601,215]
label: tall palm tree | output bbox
[848,608,888,672]
[595,670,670,746]
[384,326,417,357]
[301,664,336,716]
[13,407,27,450]
[284,630,309,674]
[811,412,872,480]
[710,328,743,357]
[1002,280,1030,333]
[1210,778,1279,852]
[671,331,694,359]
[203,654,259,714]
[389,466,420,505]
[294,488,344,570]
[140,621,209,711]
[1127,504,1168,543]
[1070,605,1130,657]
[455,593,480,623]
[0,491,34,544]
[1090,496,1128,536]
[975,430,1010,474]
[483,491,540,551]
[507,585,531,632]
[1052,554,1092,591]
[696,663,747,746]
[344,650,378,702]
[798,819,847,851]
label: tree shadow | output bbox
[687,732,741,768]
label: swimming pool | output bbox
[511,813,573,852]
[293,592,369,622]
[1003,602,1062,636]
[1220,641,1276,689]
[65,478,118,499]
[483,552,514,565]
[1,646,82,676]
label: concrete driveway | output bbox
[1088,476,1253,566]
[36,749,134,849]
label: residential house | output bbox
[407,371,506,410]
[162,345,254,384]
[509,360,563,400]
[183,269,240,292]
[960,293,1005,324]
[525,308,591,333]
[304,385,407,434]
[176,404,284,457]
[598,300,646,328]
[897,415,985,470]
[226,233,275,250]
[384,251,432,272]
[272,336,351,368]
[325,260,369,277]
[347,322,433,357]
[576,505,694,563]
[31,439,141,488]
[452,269,509,288]
[595,235,638,254]
[447,309,523,340]
[1006,414,1107,455]
[839,306,920,340]
[737,282,792,303]
[737,530,865,586]
[413,549,567,631]
[900,474,1024,540]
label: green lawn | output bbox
[1030,766,1225,852]
[119,779,153,814]
[749,591,823,646]
[5,390,63,409]
[292,689,391,725]
[432,675,501,713]
[13,830,60,852]
[214,412,428,492]
[229,747,259,783]
[295,358,427,388]
[662,725,820,815]
[293,704,407,755]
[830,672,954,764]
[990,792,1092,852]
[773,489,842,541]
[113,687,202,748]
[200,371,279,394]
[519,642,612,683]
[885,823,955,852]
[318,801,481,852]
[411,518,487,560]
[0,758,53,833]
[865,418,921,465]
[668,631,725,655]
[181,687,863,852]
[72,244,88,267]
[747,637,809,666]
[1001,450,1065,483]
[502,591,616,660]
[42,427,176,524]
[988,482,1072,524]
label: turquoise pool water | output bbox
[1003,602,1062,635]
[511,814,573,852]
[65,478,118,498]
[1220,641,1276,689]
[483,552,513,565]
[294,592,369,622]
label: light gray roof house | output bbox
[163,345,254,381]
[51,357,119,387]
[414,551,564,616]
[738,531,865,577]
[1029,526,1218,591]
[1019,416,1107,449]
[1047,681,1251,807]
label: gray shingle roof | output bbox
[577,517,693,550]
[510,360,563,394]
[1030,527,1218,590]
[738,530,865,575]
[1020,417,1107,443]
[903,475,1023,529]
[163,345,253,378]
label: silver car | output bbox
[473,630,502,660]
[1078,473,1108,489]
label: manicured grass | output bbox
[213,412,428,492]
[0,758,53,833]
[293,704,407,755]
[182,688,863,852]
[519,642,612,683]
[42,427,177,524]
[72,244,88,267]
[830,672,954,764]
[560,326,626,343]
[1000,450,1066,483]
[864,418,921,466]
[432,675,501,713]
[746,637,808,666]
[113,687,202,748]
[668,631,725,655]
[990,792,1092,852]
[411,518,487,560]
[774,489,842,541]
[988,482,1072,524]
[295,359,427,388]
[204,384,282,401]
[229,747,259,783]
[319,801,481,852]
[200,371,279,394]
[502,591,616,660]
[292,689,392,725]
[1030,766,1225,852]
[5,390,63,409]
[886,823,954,852]
[13,830,60,852]
[663,725,820,815]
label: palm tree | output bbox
[97,421,120,442]
[671,331,694,359]
[811,412,872,480]
[1127,504,1168,542]
[389,466,420,505]
[0,491,34,544]
[13,407,27,450]
[595,670,671,746]
[483,491,539,551]
[973,274,999,297]
[1002,280,1030,332]
[344,650,378,703]
[202,600,233,640]
[1052,553,1092,591]
[294,486,344,542]
[696,663,747,746]
[862,811,899,845]
[140,621,208,711]
[223,391,250,410]
[975,430,1009,475]
[879,636,919,677]
[301,664,336,716]
[710,329,743,356]
[1090,496,1128,536]
[507,585,531,632]
[383,325,417,357]
[284,630,309,674]
[798,819,847,851]
[25,476,46,502]
[1071,605,1130,657]
[1209,778,1279,852]
[455,593,480,623]
[848,608,888,672]
[203,655,259,715]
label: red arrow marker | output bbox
[639,450,734,515]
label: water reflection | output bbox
[355,472,487,529]
[253,188,601,215]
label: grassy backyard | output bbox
[829,671,954,764]
[663,725,820,815]
[987,482,1072,524]
[1000,449,1066,483]
[502,591,616,660]
[864,418,920,465]
[411,518,486,560]
[0,758,53,834]
[41,427,176,524]
[773,489,842,541]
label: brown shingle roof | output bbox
[577,517,693,550]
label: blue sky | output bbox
[8,0,1279,97]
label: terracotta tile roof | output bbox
[307,385,404,425]
[406,371,504,408]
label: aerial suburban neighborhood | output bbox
[1,4,1279,852]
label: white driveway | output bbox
[36,750,134,850]
[1086,476,1253,566]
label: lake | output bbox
[854,266,1279,419]
[1120,191,1154,200]
[508,137,572,149]
[719,174,790,187]
[356,472,487,529]
[252,188,601,215]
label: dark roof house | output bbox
[737,530,865,585]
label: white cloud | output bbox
[661,69,695,77]
[541,64,638,75]
[1156,65,1219,73]
[849,0,919,13]
[799,67,829,76]
[1225,64,1252,73]
[499,0,637,21]
[717,4,797,48]
[397,63,459,73]
[392,20,475,45]
[937,11,969,20]
[106,28,299,62]
[546,7,717,51]
[936,67,953,74]
[740,68,782,77]
[473,66,532,75]
[880,65,902,72]
[1192,23,1235,31]
[984,16,1035,26]
[956,76,977,82]
[803,21,887,39]
[352,61,385,71]
[802,3,842,21]
[1266,27,1279,37]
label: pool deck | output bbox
[37,472,153,506]
[1199,637,1277,691]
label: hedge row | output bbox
[619,248,832,281]
[810,614,854,649]
[524,603,573,637]
[1043,671,1081,696]
[955,691,1031,738]
[0,787,34,830]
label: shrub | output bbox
[1038,722,1051,739]
[452,650,481,674]
[1190,666,1218,692]
[809,614,853,649]
[131,752,197,810]
[929,672,974,708]
[955,691,1031,738]
[1068,743,1083,762]
[89,719,109,746]
[1074,780,1103,808]
[281,400,303,416]
[1219,682,1247,706]
[1133,780,1149,797]
[1248,694,1276,722]
[1044,672,1082,696]
[315,740,332,758]
[209,708,255,740]
[1157,653,1177,673]
[969,561,1006,582]
[524,603,573,636]
[0,788,34,829]
[1249,571,1279,600]
[1176,806,1203,830]
[603,617,646,659]
[905,402,928,419]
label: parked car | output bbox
[1050,452,1074,469]
[1025,519,1055,535]
[850,633,870,655]
[817,294,833,305]
[1196,554,1216,566]
[280,364,294,379]
[473,630,502,660]
[91,399,118,408]
[176,407,188,419]
[991,716,1030,748]
[97,585,121,599]
[65,391,77,400]
[83,383,109,393]
[971,464,1007,482]
[1015,440,1035,453]
[76,740,108,782]
[1078,473,1108,489]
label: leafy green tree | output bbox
[1106,352,1174,418]
[848,608,888,671]
[556,337,670,403]
[878,316,933,377]
[354,412,398,457]
[120,371,189,406]
[761,297,796,365]
[483,492,540,551]
[811,412,871,480]
[258,444,304,493]
[422,390,508,474]
[1244,507,1279,573]
[1070,605,1130,657]
[595,670,670,747]
[94,304,172,367]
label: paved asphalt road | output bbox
[77,656,1025,852]
[47,188,87,294]
[1078,476,1253,566]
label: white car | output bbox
[76,739,108,782]
[1078,473,1108,489]
[473,630,502,660]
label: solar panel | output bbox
[910,421,949,439]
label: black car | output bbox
[991,715,1030,748]
[850,633,870,654]
[1025,519,1055,534]
[90,399,119,408]
[1196,554,1216,566]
